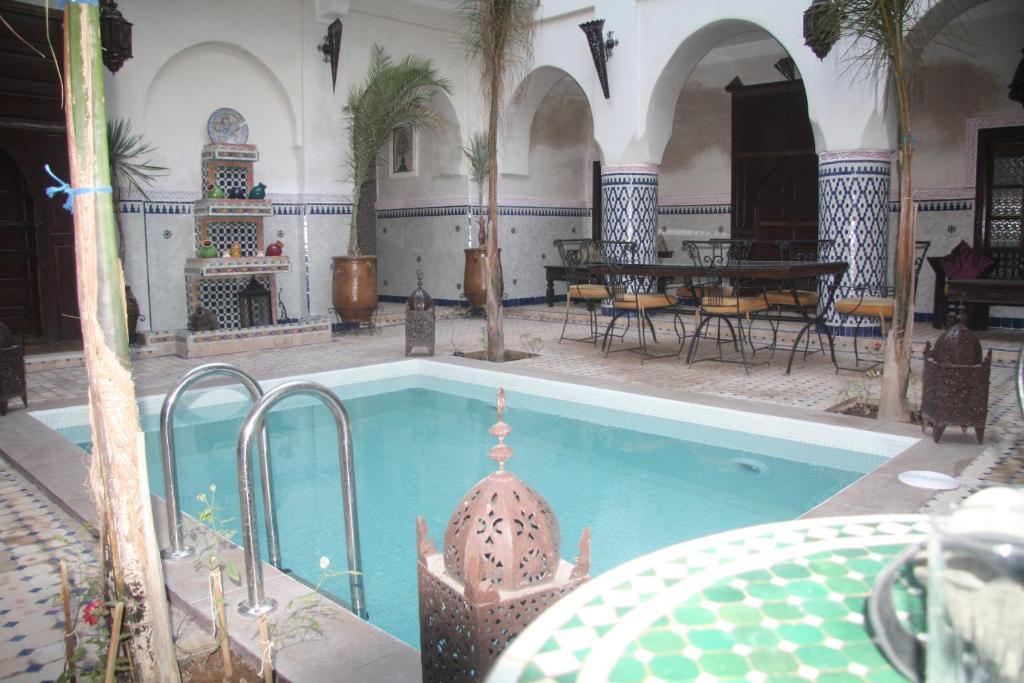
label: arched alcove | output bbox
[143,41,299,193]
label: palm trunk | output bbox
[63,4,179,681]
[484,79,504,362]
[877,56,915,423]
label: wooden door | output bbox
[729,79,818,260]
[0,0,79,342]
[0,151,40,336]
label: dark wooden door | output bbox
[0,150,40,336]
[729,79,818,260]
[0,0,79,342]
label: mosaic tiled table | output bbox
[489,515,929,682]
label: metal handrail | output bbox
[159,363,280,568]
[235,381,365,619]
[1017,341,1023,418]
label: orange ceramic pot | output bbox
[332,255,378,322]
[463,248,502,308]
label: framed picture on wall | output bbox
[391,125,415,175]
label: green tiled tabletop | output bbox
[488,515,929,682]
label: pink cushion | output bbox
[941,240,994,279]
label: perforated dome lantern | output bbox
[416,389,591,683]
[405,269,435,356]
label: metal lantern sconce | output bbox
[579,19,618,99]
[803,0,839,60]
[317,19,344,93]
[99,0,133,74]
[1009,48,1024,107]
[238,277,273,329]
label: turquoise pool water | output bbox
[54,375,884,648]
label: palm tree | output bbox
[107,117,165,262]
[344,45,451,256]
[460,0,535,362]
[808,0,931,421]
[462,130,488,246]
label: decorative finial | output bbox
[489,388,512,470]
[416,269,424,287]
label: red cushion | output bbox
[941,240,994,279]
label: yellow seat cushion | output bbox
[568,284,609,299]
[835,296,894,318]
[676,284,733,298]
[765,290,819,306]
[702,296,769,315]
[613,293,678,310]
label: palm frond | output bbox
[344,44,452,255]
[459,0,535,114]
[107,117,166,200]
[462,131,488,186]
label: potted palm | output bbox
[333,45,451,322]
[107,118,165,343]
[462,131,491,310]
[460,0,535,360]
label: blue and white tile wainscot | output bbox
[818,150,891,330]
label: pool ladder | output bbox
[160,364,366,619]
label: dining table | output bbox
[586,261,849,374]
[488,514,928,683]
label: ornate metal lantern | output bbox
[99,0,133,74]
[1009,48,1024,107]
[238,277,272,328]
[579,19,617,99]
[317,18,344,93]
[405,269,435,356]
[921,316,992,443]
[417,389,591,682]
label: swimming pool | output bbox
[32,360,917,647]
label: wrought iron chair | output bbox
[599,241,686,364]
[682,240,771,374]
[554,239,609,346]
[761,239,836,358]
[0,322,27,416]
[834,240,931,371]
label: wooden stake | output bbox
[59,560,76,683]
[103,602,124,683]
[258,614,273,683]
[209,567,233,677]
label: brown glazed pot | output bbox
[332,255,378,322]
[463,248,502,308]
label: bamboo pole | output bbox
[60,2,179,681]
[103,602,125,683]
[59,560,77,683]
[258,614,274,683]
[210,568,233,677]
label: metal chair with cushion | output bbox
[761,239,836,358]
[554,239,610,346]
[682,240,771,374]
[600,241,686,364]
[0,322,27,416]
[834,240,930,371]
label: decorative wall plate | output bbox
[207,108,248,144]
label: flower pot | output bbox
[332,255,378,322]
[463,248,502,308]
[198,240,218,258]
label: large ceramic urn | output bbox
[463,248,502,309]
[332,255,378,323]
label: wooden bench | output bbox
[928,247,1024,329]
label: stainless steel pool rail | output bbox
[235,381,366,619]
[159,363,280,567]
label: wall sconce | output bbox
[316,18,344,93]
[774,57,797,81]
[803,0,839,60]
[579,19,618,99]
[1009,48,1024,107]
[99,0,133,74]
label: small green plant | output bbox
[187,483,242,584]
[267,555,360,651]
[519,332,543,354]
[837,367,881,416]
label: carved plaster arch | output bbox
[500,66,595,177]
[143,41,299,149]
[642,19,814,165]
